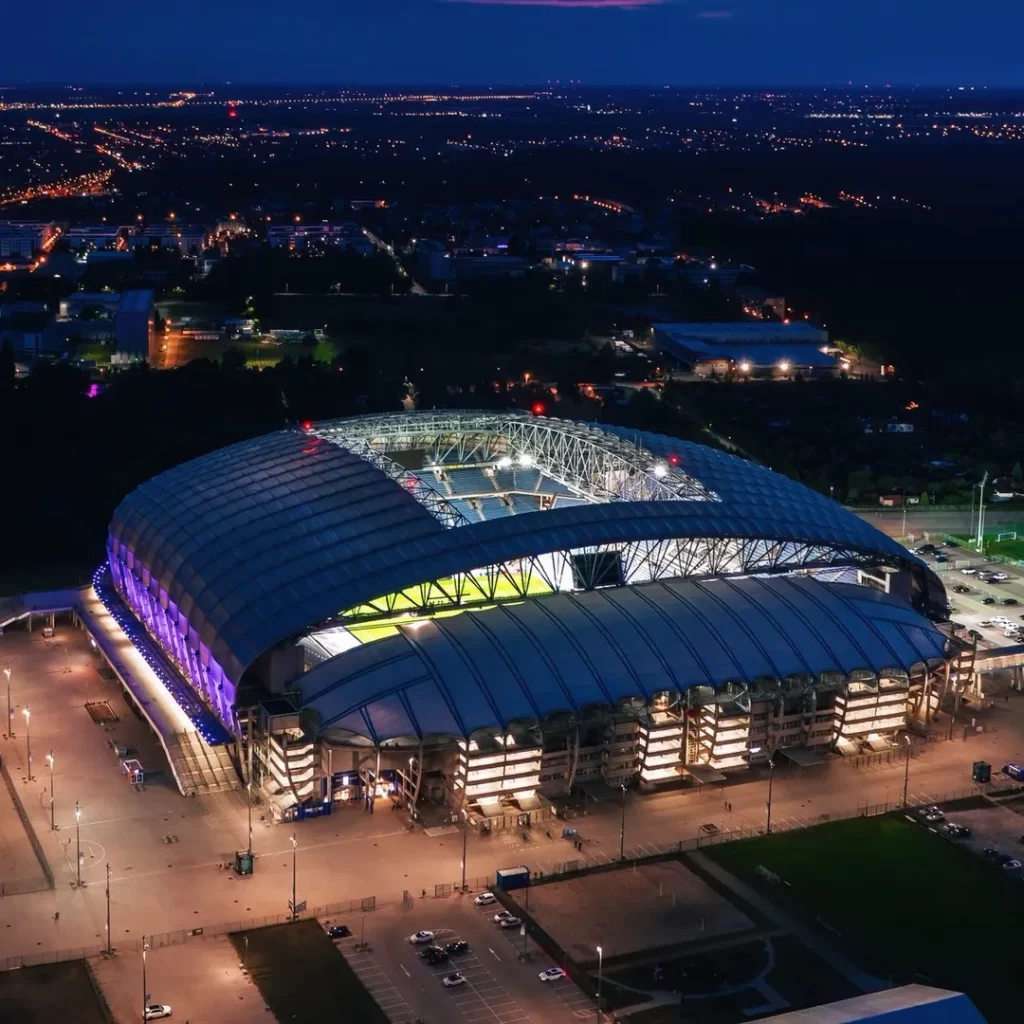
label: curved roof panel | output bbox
[299,576,947,743]
[108,413,939,684]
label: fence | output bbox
[0,757,54,893]
[0,785,988,972]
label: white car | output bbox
[539,967,567,982]
[493,910,514,922]
[1003,859,1023,871]
[961,568,978,575]
[409,930,435,944]
[442,972,466,987]
[918,805,944,823]
[474,892,497,906]
[144,1008,172,1022]
[499,916,523,929]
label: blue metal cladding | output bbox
[107,416,942,690]
[299,575,948,743]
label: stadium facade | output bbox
[105,411,953,824]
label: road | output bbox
[362,227,429,296]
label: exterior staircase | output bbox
[165,731,241,795]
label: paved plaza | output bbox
[1,614,1023,976]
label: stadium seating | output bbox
[477,497,513,520]
[449,498,483,522]
[510,494,542,515]
[512,468,541,491]
[492,470,517,492]
[448,468,495,495]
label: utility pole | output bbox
[766,757,776,835]
[902,734,912,807]
[4,665,11,739]
[596,944,604,1024]
[976,470,989,551]
[247,781,253,857]
[290,834,298,921]
[460,808,468,891]
[141,935,149,1023]
[618,783,627,861]
[46,752,54,831]
[75,801,82,887]
[23,707,31,780]
[105,862,112,954]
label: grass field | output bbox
[949,529,1024,561]
[229,920,389,1024]
[707,815,1024,1022]
[0,961,108,1024]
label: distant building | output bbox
[0,221,57,258]
[63,225,132,251]
[0,310,53,357]
[268,222,374,255]
[61,292,121,319]
[116,290,155,357]
[653,321,836,378]
[415,241,528,282]
[735,284,786,319]
[137,224,207,255]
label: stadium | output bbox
[103,411,955,826]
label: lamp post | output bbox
[765,756,776,835]
[105,861,112,954]
[246,780,253,857]
[4,665,11,739]
[46,752,54,831]
[22,707,31,780]
[290,834,298,921]
[460,807,469,891]
[75,800,82,887]
[901,734,912,807]
[618,783,627,861]
[141,935,149,1023]
[595,944,604,1024]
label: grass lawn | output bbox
[707,815,1024,1022]
[229,920,388,1024]
[0,961,107,1024]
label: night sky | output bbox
[2,0,1020,86]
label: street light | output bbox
[22,707,31,780]
[901,734,912,807]
[46,752,55,831]
[105,861,112,954]
[618,784,627,861]
[596,944,604,1024]
[75,800,82,887]
[460,807,469,891]
[4,666,11,739]
[246,780,253,857]
[290,834,298,921]
[766,755,776,835]
[141,934,149,1024]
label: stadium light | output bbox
[496,456,513,469]
[651,463,668,479]
[738,360,751,373]
[518,453,534,467]
[778,360,791,373]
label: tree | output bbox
[919,491,930,507]
[221,347,247,372]
[1012,461,1023,488]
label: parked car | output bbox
[952,585,971,594]
[326,924,351,939]
[918,805,945,823]
[1003,598,1019,606]
[445,941,469,956]
[442,972,466,987]
[421,945,450,965]
[539,967,567,982]
[1003,762,1024,780]
[942,823,971,838]
[935,554,948,563]
[473,892,497,906]
[499,916,523,929]
[982,597,996,605]
[494,910,515,923]
[982,847,1001,859]
[409,930,435,944]
[968,630,983,641]
[915,544,936,555]
[961,568,978,575]
[143,1008,173,1022]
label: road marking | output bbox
[488,946,501,960]
[400,963,411,978]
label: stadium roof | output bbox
[108,413,940,685]
[299,576,947,743]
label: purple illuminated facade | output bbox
[107,538,238,732]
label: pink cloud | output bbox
[695,8,733,16]
[447,0,665,7]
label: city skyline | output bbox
[2,0,1021,87]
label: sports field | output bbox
[706,815,1024,1022]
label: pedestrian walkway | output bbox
[690,852,886,994]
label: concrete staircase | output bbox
[165,731,241,795]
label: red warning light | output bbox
[301,420,313,431]
[531,402,545,416]
[668,454,680,466]
[227,103,238,119]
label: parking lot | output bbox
[919,797,1024,873]
[323,895,604,1023]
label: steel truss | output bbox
[312,411,715,505]
[340,534,891,623]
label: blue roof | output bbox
[299,576,947,743]
[108,414,943,686]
